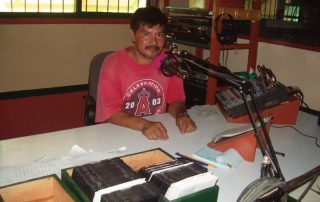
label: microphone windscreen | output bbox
[160,54,180,77]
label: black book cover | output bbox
[139,159,207,194]
[72,157,140,200]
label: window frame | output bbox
[0,0,153,19]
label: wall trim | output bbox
[0,18,130,24]
[259,37,320,52]
[0,84,88,100]
[239,35,320,52]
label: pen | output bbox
[175,152,215,169]
[192,153,231,170]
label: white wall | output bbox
[0,24,131,92]
[257,43,320,110]
[0,23,319,110]
[204,42,320,110]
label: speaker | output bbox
[214,13,237,44]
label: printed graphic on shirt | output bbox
[123,79,165,117]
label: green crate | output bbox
[287,195,298,202]
[62,148,219,202]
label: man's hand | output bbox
[108,111,168,141]
[167,100,197,134]
[141,121,169,140]
[175,112,197,134]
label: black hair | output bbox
[130,6,168,33]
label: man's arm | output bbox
[107,111,169,140]
[167,100,197,134]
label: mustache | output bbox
[145,45,160,51]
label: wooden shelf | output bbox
[166,38,252,51]
[216,7,260,21]
[164,6,212,16]
[166,37,211,49]
[207,0,261,104]
[161,0,261,105]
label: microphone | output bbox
[159,43,189,78]
[160,52,180,77]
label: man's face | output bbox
[131,24,166,60]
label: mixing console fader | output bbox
[216,82,289,118]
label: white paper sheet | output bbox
[165,172,218,201]
[0,145,127,187]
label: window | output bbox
[260,0,278,19]
[0,0,148,13]
[259,0,300,22]
[244,0,301,21]
[242,0,320,47]
[82,0,147,13]
[283,4,300,22]
[0,0,75,13]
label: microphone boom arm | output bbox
[172,49,284,180]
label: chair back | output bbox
[88,51,113,100]
[84,51,113,125]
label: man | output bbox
[95,6,197,140]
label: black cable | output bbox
[302,100,310,109]
[287,86,305,108]
[271,125,320,148]
[295,88,304,108]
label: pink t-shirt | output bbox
[95,48,185,123]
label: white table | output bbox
[1,106,319,202]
